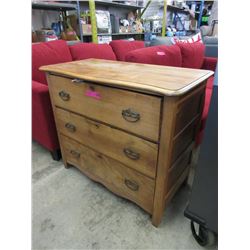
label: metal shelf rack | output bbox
[82,0,145,43]
[32,2,77,11]
[32,1,83,42]
[93,0,145,9]
[82,32,144,36]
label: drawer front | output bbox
[61,135,155,214]
[48,74,161,142]
[56,108,158,178]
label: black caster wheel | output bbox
[191,221,216,246]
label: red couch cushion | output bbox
[32,40,72,85]
[176,42,205,69]
[109,40,145,61]
[206,76,214,90]
[32,80,59,150]
[69,43,116,61]
[125,45,182,67]
[202,56,217,71]
[196,76,214,145]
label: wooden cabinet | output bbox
[41,59,213,227]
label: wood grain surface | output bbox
[48,74,161,141]
[56,107,158,178]
[61,134,155,214]
[41,59,213,96]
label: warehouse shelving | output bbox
[81,0,146,43]
[82,32,144,36]
[93,0,144,9]
[32,1,83,42]
[32,1,158,43]
[32,2,77,11]
[167,4,190,15]
[32,0,207,44]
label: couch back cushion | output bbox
[32,40,72,84]
[125,45,182,67]
[109,40,145,61]
[69,43,116,61]
[176,42,205,69]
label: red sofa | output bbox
[32,40,73,160]
[109,40,145,61]
[32,39,217,160]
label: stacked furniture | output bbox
[32,39,217,159]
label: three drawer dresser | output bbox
[41,59,213,227]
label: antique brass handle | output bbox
[124,179,139,191]
[65,123,76,132]
[71,78,85,84]
[123,148,140,160]
[70,150,80,158]
[121,108,140,122]
[59,91,70,101]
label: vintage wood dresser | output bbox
[41,59,213,226]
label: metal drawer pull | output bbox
[123,148,140,160]
[124,179,139,191]
[71,78,85,84]
[70,150,80,158]
[65,123,76,132]
[59,91,70,101]
[121,108,140,122]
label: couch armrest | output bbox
[202,57,217,71]
[32,80,59,151]
[32,80,49,95]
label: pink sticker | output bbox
[85,90,101,100]
[157,51,165,56]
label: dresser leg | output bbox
[50,149,61,161]
[152,199,165,227]
[64,163,71,169]
[152,209,163,227]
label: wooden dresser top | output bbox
[40,58,213,96]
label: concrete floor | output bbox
[32,141,217,250]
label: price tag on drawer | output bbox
[85,89,101,100]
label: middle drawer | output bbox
[56,108,158,178]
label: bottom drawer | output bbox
[61,134,155,214]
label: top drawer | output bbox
[48,74,162,141]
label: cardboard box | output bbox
[82,24,92,34]
[35,29,58,42]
